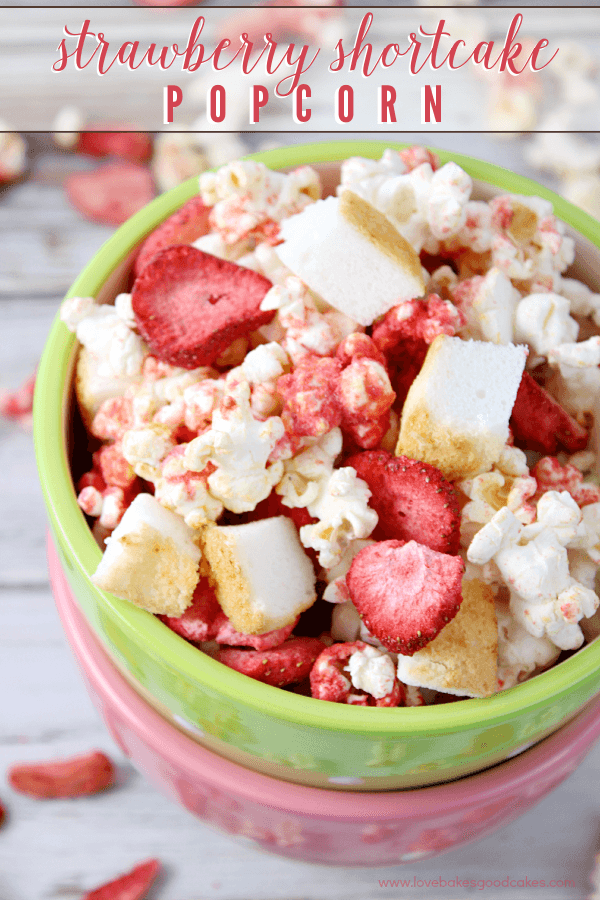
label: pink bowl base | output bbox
[49,536,600,866]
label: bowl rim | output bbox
[55,537,600,817]
[34,139,600,737]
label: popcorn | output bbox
[71,147,600,708]
[299,467,378,569]
[184,377,285,514]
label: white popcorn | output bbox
[184,378,284,513]
[467,498,600,650]
[183,377,225,433]
[299,467,378,569]
[559,278,600,325]
[121,423,176,482]
[546,337,600,417]
[427,162,473,240]
[322,538,375,603]
[192,231,251,262]
[61,296,147,381]
[457,268,519,345]
[514,293,579,359]
[277,428,342,510]
[496,601,560,690]
[154,447,223,528]
[339,158,472,254]
[346,645,397,700]
[239,342,289,385]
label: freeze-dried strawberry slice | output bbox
[77,131,152,164]
[134,195,212,277]
[159,577,221,643]
[510,372,589,454]
[217,637,325,687]
[131,246,275,368]
[8,750,115,798]
[65,162,156,226]
[347,540,464,655]
[213,614,297,651]
[346,450,460,555]
[81,858,160,900]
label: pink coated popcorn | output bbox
[335,333,386,368]
[372,295,464,362]
[93,441,137,490]
[183,378,225,433]
[338,357,396,450]
[532,457,600,507]
[399,146,440,172]
[310,642,404,707]
[278,355,343,438]
[90,396,134,441]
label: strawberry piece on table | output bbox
[65,162,156,226]
[159,577,221,643]
[134,195,212,277]
[510,372,589,454]
[81,859,160,900]
[131,245,274,368]
[347,540,464,655]
[8,750,115,798]
[346,450,461,555]
[218,637,325,687]
[77,131,152,164]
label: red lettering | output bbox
[421,84,441,123]
[294,84,311,123]
[379,85,397,123]
[336,85,354,123]
[163,85,183,124]
[208,84,226,123]
[250,84,269,123]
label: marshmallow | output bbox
[396,335,527,481]
[276,191,425,327]
[92,493,201,616]
[200,517,316,634]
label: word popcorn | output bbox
[63,146,600,708]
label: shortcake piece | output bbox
[200,516,316,634]
[91,493,201,616]
[275,191,425,326]
[396,335,527,481]
[396,579,498,698]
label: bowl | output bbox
[49,531,600,867]
[34,140,600,791]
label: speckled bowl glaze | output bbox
[35,141,600,791]
[50,533,600,867]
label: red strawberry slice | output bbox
[159,577,221,643]
[218,637,326,687]
[77,131,152,164]
[8,750,115,799]
[213,615,296,651]
[131,246,275,368]
[134,195,212,277]
[510,372,588,454]
[347,540,464,655]
[65,162,155,226]
[347,450,460,555]
[81,859,160,900]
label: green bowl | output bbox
[35,141,600,790]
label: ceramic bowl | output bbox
[50,532,600,867]
[35,141,600,791]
